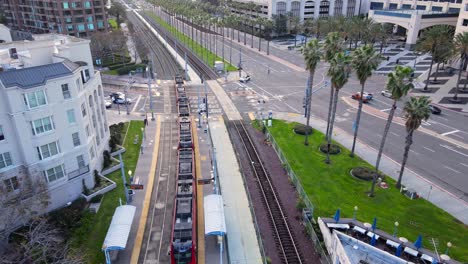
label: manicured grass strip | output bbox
[108,18,118,30]
[70,120,144,263]
[102,69,119,75]
[267,120,468,262]
[145,12,237,72]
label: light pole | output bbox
[141,127,146,141]
[393,221,399,237]
[445,242,452,255]
[125,72,134,115]
[119,153,129,204]
[128,170,133,182]
[353,206,358,220]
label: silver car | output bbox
[381,90,392,98]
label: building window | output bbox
[31,116,54,135]
[62,84,71,99]
[291,1,301,17]
[86,125,91,137]
[276,2,287,15]
[77,155,85,168]
[67,25,74,32]
[43,165,65,183]
[63,2,69,9]
[81,103,87,117]
[319,0,330,17]
[76,78,81,91]
[0,125,4,141]
[72,132,81,146]
[24,90,47,109]
[37,141,60,160]
[89,146,95,159]
[84,1,91,8]
[465,4,468,11]
[3,176,19,192]
[77,24,85,31]
[0,152,13,169]
[432,6,442,11]
[67,109,76,124]
[334,0,343,15]
[88,23,95,30]
[463,19,468,26]
[97,21,104,28]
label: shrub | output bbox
[89,194,103,204]
[108,62,135,70]
[109,137,117,152]
[102,151,111,168]
[117,63,147,75]
[94,169,102,187]
[351,167,381,182]
[48,198,87,235]
[296,197,306,210]
[293,124,313,135]
[319,143,341,154]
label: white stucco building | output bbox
[231,0,369,21]
[455,0,468,34]
[0,34,110,213]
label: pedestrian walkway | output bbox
[209,117,263,264]
[271,112,468,224]
[207,80,242,120]
[105,116,160,264]
[376,44,432,78]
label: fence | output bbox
[266,129,332,264]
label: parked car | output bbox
[104,100,112,108]
[110,92,125,100]
[381,90,392,98]
[239,75,251,83]
[114,97,132,104]
[351,92,372,103]
[429,104,441,114]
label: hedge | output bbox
[117,64,147,75]
[108,62,135,70]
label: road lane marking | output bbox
[444,165,461,174]
[390,132,399,136]
[249,81,300,113]
[452,133,465,140]
[132,94,142,112]
[410,149,419,155]
[440,144,468,157]
[380,108,391,112]
[423,147,435,152]
[441,130,460,136]
[460,163,468,168]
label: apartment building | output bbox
[230,0,369,21]
[0,0,109,37]
[0,34,110,213]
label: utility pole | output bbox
[198,79,202,128]
[185,52,188,80]
[238,48,243,78]
[125,72,134,115]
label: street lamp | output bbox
[353,206,358,220]
[128,170,132,182]
[393,221,399,237]
[445,242,452,255]
[141,127,146,141]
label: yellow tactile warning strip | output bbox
[192,118,205,264]
[130,115,161,264]
[248,112,256,121]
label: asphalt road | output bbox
[137,7,468,202]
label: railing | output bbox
[265,128,332,264]
[68,165,90,180]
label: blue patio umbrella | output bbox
[370,234,377,246]
[431,258,438,264]
[334,209,341,223]
[395,244,403,257]
[372,217,377,231]
[414,235,423,249]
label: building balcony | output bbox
[68,164,90,181]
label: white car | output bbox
[114,97,132,104]
[239,75,251,83]
[104,100,112,108]
[381,90,392,98]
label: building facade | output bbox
[0,0,109,37]
[0,34,110,213]
[455,0,468,34]
[231,0,369,21]
[368,0,462,13]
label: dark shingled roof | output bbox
[0,62,76,89]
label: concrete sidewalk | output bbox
[272,112,468,224]
[210,117,263,264]
[109,116,161,264]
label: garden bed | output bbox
[81,175,116,202]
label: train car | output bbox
[170,148,197,264]
[179,117,193,149]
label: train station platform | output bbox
[209,117,263,264]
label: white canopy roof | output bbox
[204,194,226,236]
[102,205,136,251]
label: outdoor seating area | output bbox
[320,215,459,264]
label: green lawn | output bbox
[70,120,144,263]
[102,69,119,75]
[108,18,118,30]
[145,12,237,72]
[266,120,468,262]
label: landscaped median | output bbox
[263,120,468,262]
[69,120,144,263]
[144,12,237,72]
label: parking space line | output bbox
[460,163,468,168]
[390,132,399,136]
[423,147,435,152]
[440,144,468,158]
[444,165,461,174]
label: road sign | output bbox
[129,184,144,190]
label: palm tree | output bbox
[302,39,323,145]
[416,25,454,91]
[396,96,431,189]
[452,32,468,102]
[325,52,352,164]
[370,65,413,196]
[350,45,382,157]
[323,32,343,141]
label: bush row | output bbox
[108,62,135,70]
[117,63,147,75]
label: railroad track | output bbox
[127,11,181,80]
[140,12,219,80]
[232,120,304,264]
